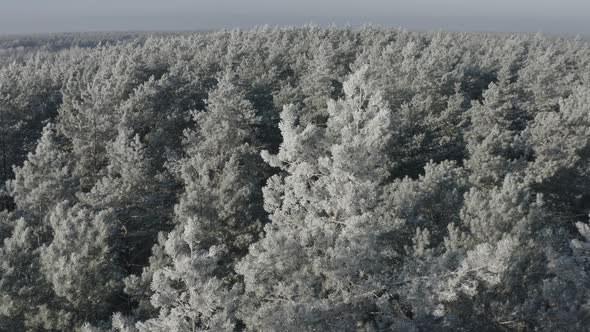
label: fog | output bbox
[2,0,590,36]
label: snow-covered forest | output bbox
[1,27,590,331]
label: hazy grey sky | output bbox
[2,0,590,34]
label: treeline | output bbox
[0,32,188,66]
[0,26,590,331]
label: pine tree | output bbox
[57,47,147,192]
[429,176,552,329]
[525,86,590,216]
[40,202,124,326]
[0,57,63,203]
[518,37,577,113]
[237,67,400,331]
[0,124,79,330]
[465,82,530,188]
[0,217,56,331]
[297,40,343,125]
[8,124,78,221]
[0,27,588,332]
[79,125,171,274]
[116,71,206,170]
[136,75,267,330]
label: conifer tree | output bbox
[0,27,589,331]
[297,40,343,125]
[136,74,267,330]
[8,124,78,221]
[237,67,400,330]
[79,125,170,274]
[0,58,63,200]
[465,82,530,188]
[40,202,124,327]
[57,48,147,192]
[526,86,590,216]
[427,177,554,329]
[0,124,78,330]
[0,217,58,331]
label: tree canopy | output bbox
[0,27,589,331]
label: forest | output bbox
[0,26,589,331]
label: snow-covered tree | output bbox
[0,26,589,331]
[465,82,530,187]
[237,66,402,330]
[135,74,267,330]
[9,124,78,221]
[40,202,123,327]
[0,217,60,331]
[526,86,590,213]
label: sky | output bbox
[1,0,590,35]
